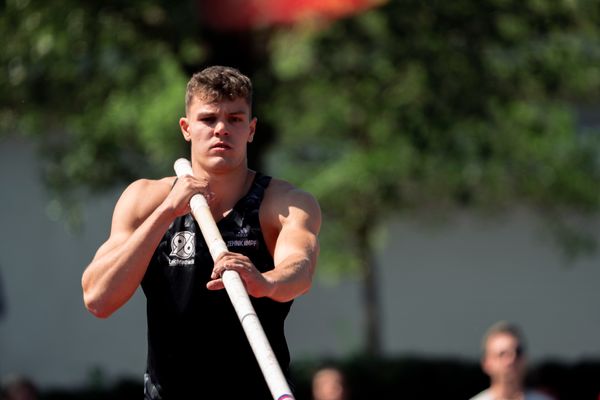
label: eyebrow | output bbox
[227,110,248,116]
[195,110,248,118]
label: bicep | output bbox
[92,180,152,261]
[271,191,321,269]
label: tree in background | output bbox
[1,1,200,223]
[264,1,600,355]
[1,0,599,357]
[0,0,377,222]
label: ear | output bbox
[481,356,491,375]
[180,117,191,142]
[248,117,257,143]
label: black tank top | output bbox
[141,173,293,399]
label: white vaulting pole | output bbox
[173,158,295,400]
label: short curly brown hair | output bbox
[185,66,253,112]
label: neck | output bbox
[489,381,524,400]
[193,163,253,218]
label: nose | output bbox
[214,120,228,136]
[506,352,517,364]
[504,348,522,366]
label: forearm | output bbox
[82,204,175,317]
[263,254,315,302]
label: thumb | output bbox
[206,279,225,291]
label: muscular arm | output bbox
[210,181,321,302]
[263,186,321,302]
[82,176,206,318]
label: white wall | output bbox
[378,213,600,361]
[0,137,146,388]
[286,212,600,362]
[1,137,599,389]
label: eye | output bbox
[200,116,216,124]
[229,116,243,123]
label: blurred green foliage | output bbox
[1,0,202,193]
[2,1,598,235]
[264,0,600,271]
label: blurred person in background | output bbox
[312,365,348,400]
[0,375,39,400]
[469,321,554,400]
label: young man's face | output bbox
[482,332,526,384]
[312,368,346,400]
[179,95,256,174]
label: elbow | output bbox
[300,261,315,296]
[278,273,313,303]
[300,278,312,296]
[84,298,114,319]
[292,261,315,299]
[82,277,114,319]
[290,279,312,302]
[83,290,114,319]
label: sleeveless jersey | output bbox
[141,173,293,399]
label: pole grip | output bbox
[173,158,294,400]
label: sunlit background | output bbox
[1,0,599,399]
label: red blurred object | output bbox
[199,0,385,31]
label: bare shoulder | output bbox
[113,176,176,228]
[262,177,321,230]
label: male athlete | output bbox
[82,66,321,399]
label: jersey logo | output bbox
[236,225,250,237]
[170,231,195,260]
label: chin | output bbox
[206,160,242,174]
[500,372,523,383]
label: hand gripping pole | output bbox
[174,158,294,400]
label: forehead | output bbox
[188,96,250,115]
[314,369,343,383]
[315,369,342,377]
[485,332,520,352]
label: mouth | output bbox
[210,142,232,150]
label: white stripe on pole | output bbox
[174,158,295,400]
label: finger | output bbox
[176,176,210,197]
[214,252,236,264]
[211,261,232,279]
[210,268,221,280]
[207,278,224,291]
